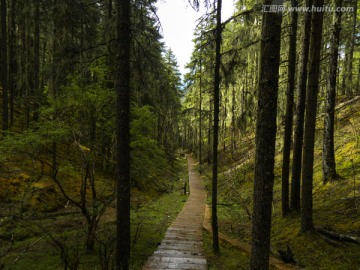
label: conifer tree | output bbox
[211,0,222,253]
[290,0,313,212]
[1,0,8,132]
[115,0,131,268]
[322,0,343,183]
[250,2,282,269]
[281,0,298,216]
[301,0,325,233]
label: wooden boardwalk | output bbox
[143,155,208,270]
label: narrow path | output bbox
[143,155,208,270]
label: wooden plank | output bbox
[153,250,204,258]
[143,155,208,270]
[146,256,207,264]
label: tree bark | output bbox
[345,0,357,95]
[208,94,213,163]
[33,0,40,122]
[212,0,222,253]
[250,3,282,269]
[1,0,9,132]
[290,0,313,212]
[9,0,17,127]
[231,84,236,158]
[281,0,298,217]
[301,0,325,233]
[199,57,202,166]
[322,0,343,183]
[115,0,131,269]
[357,58,360,93]
[108,0,113,18]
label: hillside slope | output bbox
[201,96,360,269]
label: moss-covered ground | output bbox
[200,98,360,269]
[2,98,360,269]
[0,154,188,269]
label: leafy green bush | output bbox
[130,106,173,191]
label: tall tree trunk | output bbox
[250,4,282,270]
[51,0,59,178]
[222,89,227,152]
[26,6,33,129]
[301,0,325,233]
[115,0,131,269]
[9,0,16,127]
[322,0,343,183]
[357,58,360,94]
[208,98,213,163]
[199,57,202,167]
[231,84,236,158]
[281,0,298,217]
[345,0,357,95]
[290,0,313,212]
[33,0,40,122]
[1,0,8,132]
[211,0,222,253]
[108,0,112,18]
[341,48,348,95]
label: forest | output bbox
[0,0,359,269]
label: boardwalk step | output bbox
[143,155,208,270]
[153,250,204,257]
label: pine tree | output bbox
[250,2,282,269]
[115,0,131,268]
[290,0,314,212]
[301,0,325,233]
[281,0,298,216]
[322,0,343,183]
[1,0,8,132]
[211,0,222,253]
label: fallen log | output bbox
[317,96,360,119]
[315,226,360,244]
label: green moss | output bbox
[197,99,360,269]
[202,231,250,270]
[0,156,188,269]
[130,173,187,269]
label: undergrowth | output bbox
[199,98,360,269]
[0,155,188,269]
[202,231,249,270]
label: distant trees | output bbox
[0,0,183,268]
[185,0,224,253]
[182,19,215,160]
[182,0,359,266]
[1,0,359,268]
[341,0,358,95]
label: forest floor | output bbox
[1,95,360,269]
[198,96,360,269]
[0,153,189,269]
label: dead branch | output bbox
[9,232,49,268]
